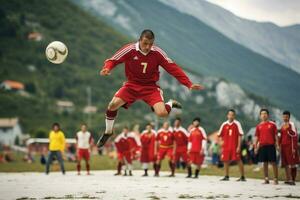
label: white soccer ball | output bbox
[45,41,68,64]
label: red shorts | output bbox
[115,82,164,109]
[77,149,90,161]
[157,148,173,161]
[174,151,189,163]
[189,152,204,165]
[140,148,155,163]
[281,145,299,167]
[117,151,132,164]
[221,148,241,162]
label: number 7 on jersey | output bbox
[141,62,147,74]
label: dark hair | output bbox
[52,122,60,128]
[260,108,269,115]
[140,29,155,40]
[283,110,291,117]
[193,117,201,123]
[175,117,181,121]
[228,109,236,114]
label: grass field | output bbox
[0,153,298,182]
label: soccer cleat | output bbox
[220,176,229,181]
[129,171,133,176]
[263,179,270,184]
[170,99,182,109]
[114,172,121,176]
[97,133,113,148]
[168,174,175,177]
[236,176,246,182]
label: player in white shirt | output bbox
[76,124,93,175]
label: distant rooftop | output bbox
[0,118,19,128]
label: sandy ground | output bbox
[0,170,299,200]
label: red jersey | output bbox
[280,122,298,146]
[188,127,207,153]
[218,120,244,150]
[140,129,156,151]
[114,133,131,153]
[255,121,278,146]
[173,126,189,152]
[156,128,174,148]
[103,42,192,88]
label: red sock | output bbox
[86,163,90,173]
[291,167,297,181]
[165,104,171,113]
[106,109,118,119]
[77,163,81,173]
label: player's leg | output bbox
[124,151,133,176]
[271,162,278,185]
[115,153,123,176]
[167,149,175,177]
[186,153,192,178]
[56,151,65,174]
[97,97,126,148]
[291,166,297,184]
[152,101,181,117]
[45,151,54,174]
[84,150,90,175]
[142,163,149,176]
[263,162,269,184]
[236,160,246,181]
[76,154,82,175]
[220,161,230,181]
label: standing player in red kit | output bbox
[140,123,157,176]
[155,122,176,177]
[173,118,189,171]
[76,124,93,175]
[218,109,246,181]
[114,127,136,176]
[97,30,203,148]
[279,111,299,185]
[254,109,279,185]
[187,118,207,178]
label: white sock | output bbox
[105,118,114,134]
[142,163,148,170]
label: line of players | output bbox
[113,109,299,185]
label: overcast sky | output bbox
[206,0,300,26]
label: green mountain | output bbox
[1,0,296,140]
[72,0,300,119]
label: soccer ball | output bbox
[45,41,68,64]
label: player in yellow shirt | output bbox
[46,123,66,174]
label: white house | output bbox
[0,118,23,146]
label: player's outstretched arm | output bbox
[190,83,204,90]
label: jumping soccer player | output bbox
[140,123,156,176]
[97,29,203,148]
[75,124,93,175]
[173,117,189,171]
[155,122,175,177]
[254,109,279,185]
[279,111,299,185]
[218,109,246,181]
[187,118,207,178]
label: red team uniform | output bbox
[114,132,139,164]
[140,129,156,163]
[173,126,189,163]
[76,131,92,161]
[188,127,207,165]
[280,122,299,166]
[255,121,278,162]
[218,120,244,162]
[103,42,192,108]
[156,128,174,161]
